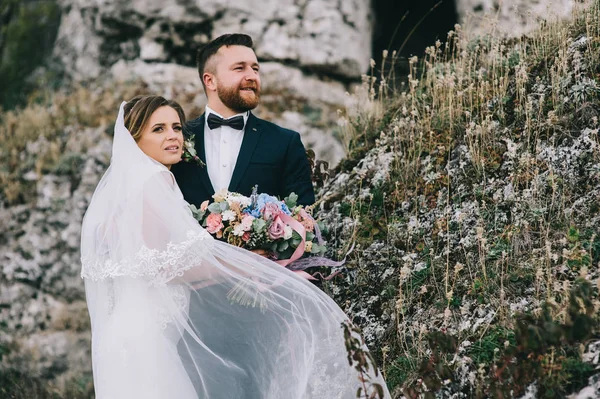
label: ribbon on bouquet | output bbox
[274,213,346,281]
[274,213,314,279]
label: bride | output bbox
[80,95,390,399]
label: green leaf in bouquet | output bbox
[208,203,222,214]
[277,246,296,259]
[269,241,278,252]
[252,218,266,232]
[305,231,315,241]
[219,202,230,212]
[290,238,302,248]
[188,204,204,221]
[277,240,289,252]
[291,230,302,240]
[284,192,298,209]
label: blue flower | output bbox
[256,193,278,210]
[244,207,262,218]
[280,203,292,215]
[254,193,292,216]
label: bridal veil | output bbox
[80,102,390,399]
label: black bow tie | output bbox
[207,113,245,130]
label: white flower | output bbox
[232,223,245,237]
[240,215,254,230]
[227,193,251,208]
[221,210,236,222]
[213,189,228,202]
[283,225,293,240]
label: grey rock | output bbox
[455,0,590,37]
[50,0,371,167]
[55,0,372,81]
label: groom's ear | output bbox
[203,72,217,93]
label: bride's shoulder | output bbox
[143,167,176,190]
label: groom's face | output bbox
[212,45,261,113]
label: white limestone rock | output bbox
[456,0,590,37]
[274,110,345,167]
[54,0,372,80]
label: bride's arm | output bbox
[140,171,226,285]
[139,170,272,287]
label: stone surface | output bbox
[455,0,590,37]
[54,0,373,81]
[51,0,368,167]
[569,373,600,399]
[0,126,110,380]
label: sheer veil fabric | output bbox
[81,103,390,399]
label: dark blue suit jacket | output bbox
[172,112,315,207]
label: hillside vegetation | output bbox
[320,1,600,397]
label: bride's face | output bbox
[137,106,184,169]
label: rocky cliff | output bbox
[318,2,600,397]
[2,0,600,398]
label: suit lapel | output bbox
[192,114,215,197]
[229,113,262,192]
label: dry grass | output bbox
[0,86,130,204]
[0,84,154,205]
[333,1,600,395]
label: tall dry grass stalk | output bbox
[337,1,600,393]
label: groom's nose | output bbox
[244,68,259,81]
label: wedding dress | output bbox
[80,103,390,399]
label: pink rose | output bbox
[263,203,281,221]
[206,213,224,234]
[241,215,254,231]
[268,216,286,240]
[200,200,209,212]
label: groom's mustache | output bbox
[239,84,258,91]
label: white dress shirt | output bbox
[204,105,249,192]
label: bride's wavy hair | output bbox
[123,95,186,141]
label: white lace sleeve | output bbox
[81,230,212,286]
[81,170,214,285]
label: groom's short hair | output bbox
[196,33,254,91]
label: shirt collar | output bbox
[205,105,249,129]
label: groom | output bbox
[172,33,314,398]
[172,33,315,207]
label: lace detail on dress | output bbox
[156,285,189,329]
[81,229,212,286]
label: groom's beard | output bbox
[217,81,260,113]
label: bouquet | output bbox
[189,188,340,279]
